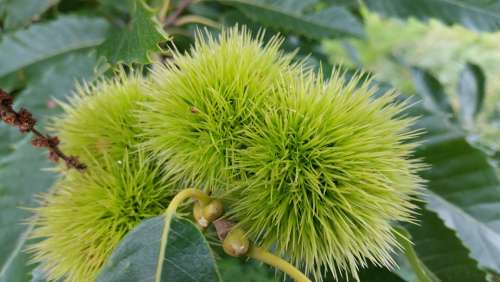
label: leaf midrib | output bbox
[439,0,500,20]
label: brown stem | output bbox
[163,0,192,28]
[0,89,86,171]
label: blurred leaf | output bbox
[0,138,58,282]
[14,49,100,119]
[327,265,405,282]
[96,216,221,282]
[218,0,364,39]
[411,103,500,273]
[411,67,453,115]
[403,208,487,282]
[218,256,276,282]
[458,62,485,128]
[364,0,500,32]
[97,0,169,65]
[0,0,59,30]
[356,267,405,282]
[30,265,48,282]
[0,15,109,78]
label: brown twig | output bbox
[163,0,192,28]
[0,89,86,171]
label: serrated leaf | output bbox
[403,208,487,282]
[0,15,108,78]
[96,216,221,282]
[0,0,59,30]
[97,1,168,65]
[364,0,500,32]
[410,103,500,273]
[218,0,364,39]
[458,62,485,128]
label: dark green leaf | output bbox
[0,20,104,279]
[356,267,405,282]
[364,0,500,32]
[218,256,276,282]
[404,208,487,282]
[97,0,169,65]
[96,216,221,282]
[394,227,438,282]
[458,62,486,128]
[0,0,58,30]
[14,49,100,119]
[0,15,109,78]
[218,0,364,39]
[411,104,500,273]
[0,138,59,282]
[411,67,453,115]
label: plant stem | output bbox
[247,246,311,282]
[158,0,170,23]
[163,0,192,28]
[155,188,210,282]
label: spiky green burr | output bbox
[52,73,145,162]
[29,151,175,282]
[139,27,300,192]
[30,74,178,281]
[230,71,425,280]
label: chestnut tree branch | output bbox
[163,0,192,28]
[0,89,86,171]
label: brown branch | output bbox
[163,0,192,28]
[0,89,86,171]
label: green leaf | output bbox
[14,49,100,119]
[411,67,453,115]
[0,18,105,280]
[411,104,500,273]
[0,15,109,78]
[457,62,485,128]
[30,266,48,282]
[218,256,276,282]
[403,209,487,282]
[394,227,438,282]
[0,0,58,30]
[0,138,58,282]
[97,1,169,65]
[364,0,500,32]
[356,267,405,282]
[96,216,221,282]
[217,0,364,39]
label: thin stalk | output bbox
[155,188,210,282]
[158,0,170,23]
[247,246,311,282]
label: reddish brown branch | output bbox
[0,89,86,171]
[164,0,192,28]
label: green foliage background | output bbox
[1,0,500,281]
